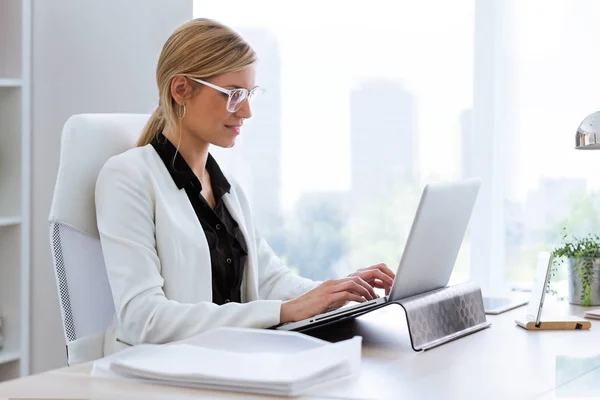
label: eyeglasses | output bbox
[188,77,264,113]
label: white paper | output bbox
[93,327,362,397]
[176,326,331,353]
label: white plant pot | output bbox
[567,257,600,306]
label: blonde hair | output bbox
[137,18,256,146]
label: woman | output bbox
[95,18,395,356]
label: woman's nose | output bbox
[235,99,252,119]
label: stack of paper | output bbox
[93,328,362,397]
[584,308,600,320]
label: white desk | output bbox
[0,300,598,400]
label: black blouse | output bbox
[151,133,247,305]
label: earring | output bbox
[178,103,186,120]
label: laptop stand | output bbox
[393,281,491,351]
[324,281,492,351]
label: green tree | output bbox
[282,192,348,281]
[552,190,600,240]
[543,189,600,283]
[334,174,422,277]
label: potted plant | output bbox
[552,230,600,306]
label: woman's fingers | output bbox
[355,269,394,287]
[371,279,386,289]
[328,290,367,306]
[318,275,382,312]
[359,263,395,280]
[368,278,392,296]
[374,263,396,280]
[336,276,376,300]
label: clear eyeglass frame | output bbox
[188,77,265,113]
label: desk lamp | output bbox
[576,112,600,149]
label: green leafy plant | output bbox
[552,228,600,306]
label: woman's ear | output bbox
[170,76,192,105]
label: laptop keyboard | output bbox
[275,297,387,330]
[313,297,384,322]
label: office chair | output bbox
[48,113,149,364]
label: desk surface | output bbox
[1,299,599,400]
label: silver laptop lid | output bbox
[388,179,480,301]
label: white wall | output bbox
[31,0,192,373]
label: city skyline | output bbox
[199,1,600,209]
[350,79,418,207]
[196,1,600,285]
[234,28,283,233]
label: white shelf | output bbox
[0,79,22,88]
[0,350,20,365]
[0,216,21,227]
[0,0,31,381]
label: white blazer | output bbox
[95,144,319,356]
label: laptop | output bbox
[275,178,481,332]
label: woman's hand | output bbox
[347,263,395,296]
[327,263,395,310]
[280,276,377,323]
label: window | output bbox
[194,1,474,283]
[194,0,474,279]
[494,1,600,290]
[194,1,600,293]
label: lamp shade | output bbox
[576,111,600,149]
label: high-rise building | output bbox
[235,28,283,236]
[350,79,417,204]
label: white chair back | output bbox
[48,113,150,364]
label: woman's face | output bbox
[173,64,257,149]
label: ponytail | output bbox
[137,106,166,147]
